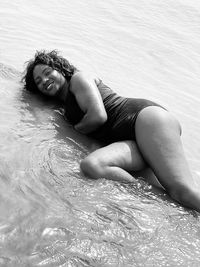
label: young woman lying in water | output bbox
[22,50,200,212]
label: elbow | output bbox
[100,111,108,124]
[95,111,107,126]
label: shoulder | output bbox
[70,71,101,92]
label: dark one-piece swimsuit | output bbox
[64,79,164,144]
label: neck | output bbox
[56,80,70,102]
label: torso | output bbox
[64,77,163,144]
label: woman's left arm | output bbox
[70,72,107,134]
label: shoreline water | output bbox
[0,1,200,265]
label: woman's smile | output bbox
[44,80,54,91]
[33,64,66,96]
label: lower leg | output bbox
[85,164,137,183]
[131,168,164,189]
[80,141,147,183]
[135,106,200,211]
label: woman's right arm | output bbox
[70,72,107,134]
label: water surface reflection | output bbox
[0,65,199,266]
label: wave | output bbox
[0,62,21,80]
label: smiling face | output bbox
[33,64,66,96]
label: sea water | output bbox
[0,0,200,266]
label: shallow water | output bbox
[0,0,200,266]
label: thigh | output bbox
[86,140,147,171]
[135,106,190,190]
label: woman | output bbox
[23,50,200,212]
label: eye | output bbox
[45,67,52,76]
[35,79,41,86]
[46,70,51,75]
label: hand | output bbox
[74,124,87,134]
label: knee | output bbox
[135,106,182,136]
[80,155,105,179]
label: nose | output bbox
[41,76,49,87]
[42,76,48,83]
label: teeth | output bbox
[46,82,53,90]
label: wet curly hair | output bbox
[22,50,77,94]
